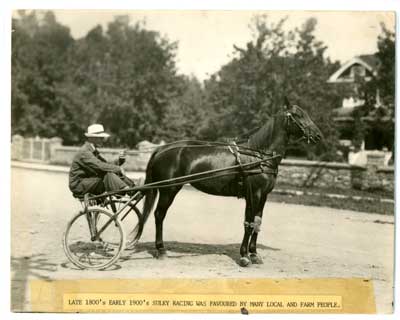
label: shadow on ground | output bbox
[11,254,57,311]
[124,241,280,265]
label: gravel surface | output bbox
[11,167,394,313]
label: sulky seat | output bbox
[73,192,108,208]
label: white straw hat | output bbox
[84,124,110,138]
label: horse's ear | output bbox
[283,96,291,110]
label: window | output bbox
[352,65,366,77]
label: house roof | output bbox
[357,54,380,71]
[327,54,380,83]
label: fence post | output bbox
[11,135,24,160]
[29,137,34,161]
[49,137,63,163]
[41,138,46,161]
[32,135,43,161]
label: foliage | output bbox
[12,11,76,143]
[13,11,391,162]
[12,12,183,147]
[199,16,342,160]
[357,23,395,152]
[375,23,395,104]
[161,76,207,141]
[351,107,367,150]
[373,24,395,154]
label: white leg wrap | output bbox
[253,216,262,233]
[244,217,262,232]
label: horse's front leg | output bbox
[239,199,254,267]
[248,193,267,264]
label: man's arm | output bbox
[98,150,126,166]
[80,150,121,173]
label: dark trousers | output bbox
[77,172,135,196]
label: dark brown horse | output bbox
[139,99,323,266]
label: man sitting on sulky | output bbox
[69,124,135,197]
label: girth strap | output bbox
[228,142,249,198]
[227,143,279,177]
[228,142,243,168]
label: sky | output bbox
[44,10,395,81]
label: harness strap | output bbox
[230,142,243,166]
[228,142,248,198]
[227,143,279,197]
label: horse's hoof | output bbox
[249,253,263,264]
[156,250,167,259]
[239,256,252,267]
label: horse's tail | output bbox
[132,151,159,242]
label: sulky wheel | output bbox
[103,199,143,249]
[63,207,126,270]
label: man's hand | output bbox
[120,166,126,176]
[118,149,127,166]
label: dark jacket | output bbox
[69,142,121,194]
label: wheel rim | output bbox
[63,208,125,270]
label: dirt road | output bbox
[11,167,394,313]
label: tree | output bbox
[67,16,183,147]
[161,76,207,141]
[12,12,184,147]
[359,23,395,154]
[200,16,342,160]
[12,11,76,143]
[375,23,395,105]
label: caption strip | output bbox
[64,293,342,312]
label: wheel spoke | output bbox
[63,208,125,270]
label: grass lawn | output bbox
[269,183,394,215]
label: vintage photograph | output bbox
[10,9,395,314]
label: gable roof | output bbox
[327,54,380,83]
[357,54,380,70]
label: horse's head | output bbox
[282,97,323,144]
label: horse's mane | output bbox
[247,114,277,150]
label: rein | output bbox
[88,153,283,200]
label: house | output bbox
[328,54,380,109]
[327,54,393,164]
[328,54,379,83]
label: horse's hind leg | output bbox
[248,193,267,264]
[154,187,182,259]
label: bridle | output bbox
[285,111,317,145]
